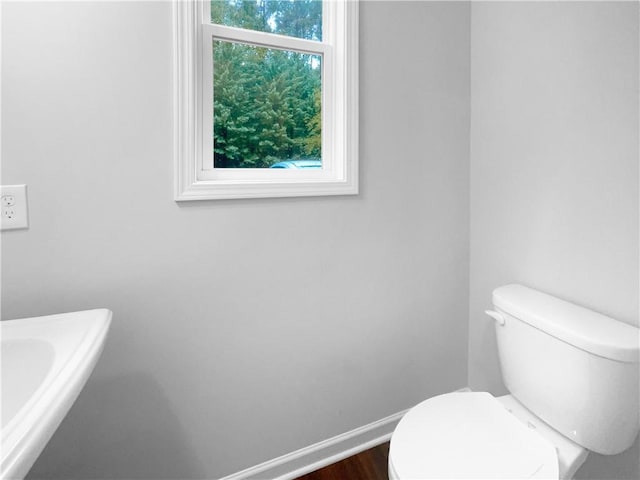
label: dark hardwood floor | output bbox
[294,442,390,480]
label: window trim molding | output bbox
[173,0,359,201]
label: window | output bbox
[174,0,359,200]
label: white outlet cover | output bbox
[1,185,29,230]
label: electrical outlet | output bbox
[2,195,16,207]
[1,185,29,230]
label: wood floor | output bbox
[294,442,390,480]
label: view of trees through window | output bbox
[211,0,323,169]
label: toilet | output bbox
[389,284,640,479]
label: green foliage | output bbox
[211,0,322,168]
[265,0,322,41]
[211,0,322,40]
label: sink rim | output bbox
[1,309,112,480]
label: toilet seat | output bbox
[389,392,559,479]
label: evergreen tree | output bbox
[211,0,322,168]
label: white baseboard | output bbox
[218,409,405,480]
[219,386,470,480]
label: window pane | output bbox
[213,40,322,169]
[211,0,322,41]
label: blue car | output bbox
[269,159,322,169]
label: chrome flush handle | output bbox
[485,310,506,326]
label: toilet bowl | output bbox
[388,285,639,480]
[388,392,588,479]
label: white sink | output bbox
[1,309,111,480]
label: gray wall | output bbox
[5,1,637,478]
[469,2,639,479]
[1,1,470,478]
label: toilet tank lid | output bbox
[493,284,639,363]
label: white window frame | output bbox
[174,0,358,201]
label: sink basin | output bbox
[1,309,111,480]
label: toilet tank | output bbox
[491,284,639,455]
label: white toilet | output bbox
[388,284,640,479]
